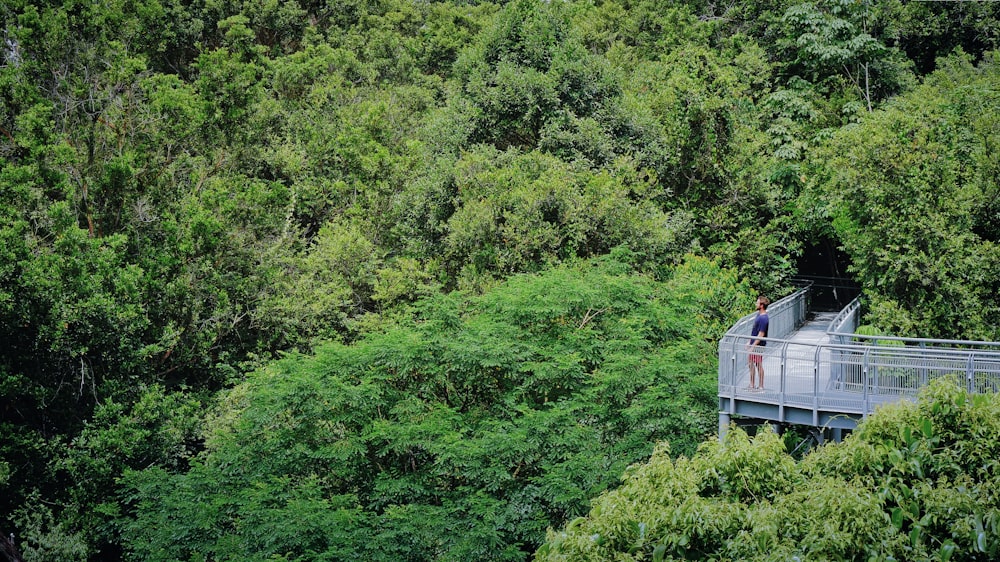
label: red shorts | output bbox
[749,353,763,364]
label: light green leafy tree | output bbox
[538,380,1000,561]
[815,52,1000,339]
[121,254,751,561]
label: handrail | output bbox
[719,289,1000,433]
[719,285,812,404]
[827,296,1000,349]
[827,296,861,344]
[839,332,1000,349]
[721,284,812,343]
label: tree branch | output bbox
[578,307,607,330]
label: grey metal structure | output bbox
[718,288,1000,438]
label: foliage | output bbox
[815,52,1000,340]
[52,385,205,555]
[9,493,89,562]
[778,0,913,109]
[438,148,692,287]
[538,380,1000,561]
[121,255,751,561]
[879,0,1000,75]
[2,0,1000,559]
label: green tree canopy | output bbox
[4,1,1000,559]
[538,380,1000,561]
[815,52,1000,339]
[121,254,752,561]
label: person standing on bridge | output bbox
[747,296,769,390]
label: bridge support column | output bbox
[718,412,731,441]
[832,428,843,443]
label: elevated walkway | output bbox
[718,287,1000,437]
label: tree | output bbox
[779,0,912,111]
[121,255,752,561]
[880,0,1000,75]
[537,380,1000,561]
[433,147,692,288]
[453,0,619,151]
[815,52,1000,339]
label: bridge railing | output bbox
[825,295,1000,403]
[724,285,811,341]
[719,290,1000,429]
[825,342,1000,411]
[718,285,810,392]
[828,296,862,344]
[827,296,862,384]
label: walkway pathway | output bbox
[719,312,862,432]
[718,289,1000,437]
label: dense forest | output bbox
[1,0,999,560]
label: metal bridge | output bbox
[718,285,1000,439]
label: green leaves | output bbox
[3,1,999,560]
[540,382,1000,561]
[434,147,688,286]
[453,0,626,153]
[121,255,741,560]
[817,52,1000,340]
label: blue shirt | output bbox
[752,313,769,346]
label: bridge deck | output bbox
[719,290,1000,435]
[719,312,870,430]
[728,312,834,399]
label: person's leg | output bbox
[749,353,761,388]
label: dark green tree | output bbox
[815,52,1000,339]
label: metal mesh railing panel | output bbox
[720,290,1000,427]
